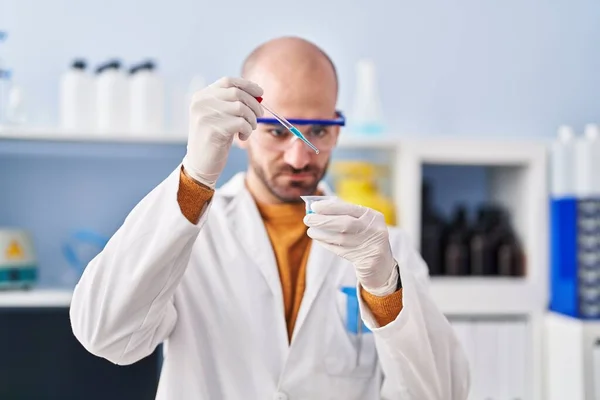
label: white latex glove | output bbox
[304,198,400,296]
[182,77,264,188]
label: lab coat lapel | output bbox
[221,174,284,315]
[290,180,339,342]
[291,241,338,342]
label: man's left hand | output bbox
[303,198,399,296]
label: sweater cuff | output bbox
[177,166,215,224]
[360,286,403,327]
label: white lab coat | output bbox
[70,167,470,400]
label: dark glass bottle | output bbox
[420,181,446,276]
[470,206,502,275]
[442,205,471,276]
[470,205,524,276]
[496,215,525,277]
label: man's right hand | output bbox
[182,77,264,189]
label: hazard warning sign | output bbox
[5,240,24,260]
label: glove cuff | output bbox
[363,262,400,297]
[182,156,217,189]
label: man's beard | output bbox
[251,160,329,203]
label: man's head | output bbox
[238,36,340,204]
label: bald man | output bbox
[70,37,470,400]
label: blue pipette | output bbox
[256,96,320,154]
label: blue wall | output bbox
[2,0,600,136]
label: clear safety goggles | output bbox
[254,111,345,152]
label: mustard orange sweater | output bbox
[178,168,403,341]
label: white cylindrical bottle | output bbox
[6,84,27,125]
[129,60,164,135]
[60,59,94,132]
[550,125,577,198]
[575,124,600,198]
[0,69,10,126]
[95,60,129,133]
[0,31,10,126]
[350,58,384,135]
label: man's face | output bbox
[243,63,339,203]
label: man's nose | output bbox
[283,138,312,170]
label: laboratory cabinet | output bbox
[0,305,161,400]
[450,317,529,399]
[545,312,600,400]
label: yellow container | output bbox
[330,161,396,226]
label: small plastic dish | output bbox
[300,195,337,214]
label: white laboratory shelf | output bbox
[0,126,404,149]
[400,137,549,165]
[0,126,187,144]
[0,278,541,314]
[395,138,548,293]
[0,288,72,307]
[429,277,543,316]
[335,134,400,150]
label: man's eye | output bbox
[309,126,329,138]
[268,128,288,138]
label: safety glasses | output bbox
[256,111,346,127]
[253,111,345,153]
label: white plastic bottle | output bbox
[0,68,10,126]
[6,84,27,125]
[129,60,164,135]
[60,59,94,132]
[575,124,600,198]
[0,31,9,125]
[95,60,129,133]
[550,125,577,198]
[350,58,384,135]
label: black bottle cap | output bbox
[72,59,87,70]
[129,60,156,75]
[95,59,122,74]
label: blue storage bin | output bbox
[550,197,600,319]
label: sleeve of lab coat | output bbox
[358,231,471,400]
[70,167,208,365]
